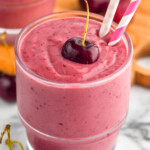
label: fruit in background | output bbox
[79,0,130,23]
[0,73,16,102]
[79,0,109,13]
[0,45,15,76]
[0,34,16,102]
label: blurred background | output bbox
[0,0,150,150]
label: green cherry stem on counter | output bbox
[6,140,24,150]
[0,124,24,150]
[81,0,89,46]
[0,124,13,150]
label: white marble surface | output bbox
[0,85,150,150]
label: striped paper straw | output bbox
[99,0,120,38]
[109,0,141,46]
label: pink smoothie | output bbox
[16,14,132,150]
[0,0,55,29]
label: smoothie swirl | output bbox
[20,17,127,83]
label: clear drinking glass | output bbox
[15,11,133,150]
[0,0,55,44]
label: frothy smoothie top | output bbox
[20,17,127,83]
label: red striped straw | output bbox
[109,0,141,46]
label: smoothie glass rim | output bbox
[15,11,133,88]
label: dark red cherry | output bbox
[61,37,99,64]
[0,73,16,102]
[79,0,109,13]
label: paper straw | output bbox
[99,0,120,38]
[109,0,141,46]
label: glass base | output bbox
[0,27,21,45]
[27,139,34,150]
[26,139,116,150]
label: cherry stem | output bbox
[0,32,15,74]
[6,140,24,150]
[81,0,89,46]
[0,124,24,150]
[0,124,13,150]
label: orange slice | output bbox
[0,44,16,75]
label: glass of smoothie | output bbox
[0,0,55,44]
[15,11,133,150]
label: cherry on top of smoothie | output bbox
[61,37,99,64]
[20,17,127,83]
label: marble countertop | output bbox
[0,85,150,150]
